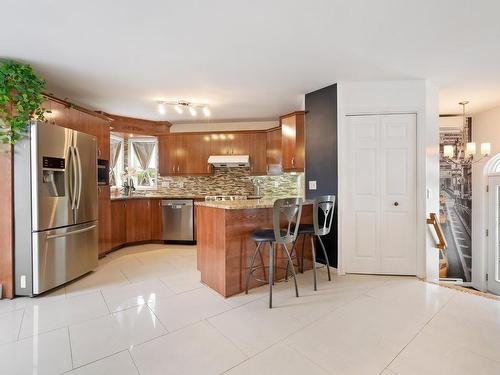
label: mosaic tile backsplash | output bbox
[157,168,304,197]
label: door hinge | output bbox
[486,229,489,237]
[487,185,489,193]
[486,273,489,281]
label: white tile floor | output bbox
[1,243,499,374]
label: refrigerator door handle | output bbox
[46,224,97,240]
[69,146,78,210]
[74,146,83,209]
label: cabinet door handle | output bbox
[177,164,180,172]
[291,157,295,167]
[172,165,175,173]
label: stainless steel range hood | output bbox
[207,155,250,167]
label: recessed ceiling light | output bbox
[203,107,211,117]
[189,107,197,116]
[157,102,166,115]
[175,105,183,114]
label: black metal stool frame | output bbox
[245,197,303,308]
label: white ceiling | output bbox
[2,0,500,122]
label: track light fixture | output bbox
[156,100,211,117]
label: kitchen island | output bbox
[196,198,314,297]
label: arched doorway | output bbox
[483,153,500,295]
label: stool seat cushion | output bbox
[297,223,314,234]
[251,229,290,242]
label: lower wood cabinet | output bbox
[110,198,164,249]
[150,199,163,240]
[111,200,127,249]
[126,199,152,243]
[98,186,111,256]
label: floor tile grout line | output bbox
[99,289,112,314]
[61,349,132,374]
[144,302,170,333]
[205,318,250,360]
[16,309,25,341]
[381,292,458,373]
[218,292,367,374]
[67,326,75,369]
[127,348,142,375]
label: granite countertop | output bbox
[110,193,263,201]
[195,197,312,209]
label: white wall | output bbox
[336,80,440,281]
[471,106,500,290]
[170,120,278,133]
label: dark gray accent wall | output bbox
[305,84,338,267]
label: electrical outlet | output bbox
[309,180,317,190]
[161,181,169,188]
[274,181,279,188]
[179,181,184,188]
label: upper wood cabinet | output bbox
[41,96,111,160]
[158,127,293,177]
[266,127,282,167]
[159,134,211,175]
[249,132,267,175]
[280,111,305,172]
[183,134,211,174]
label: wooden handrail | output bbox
[427,213,447,250]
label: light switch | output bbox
[309,180,317,190]
[20,275,26,289]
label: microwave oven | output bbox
[97,159,109,186]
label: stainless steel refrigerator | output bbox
[14,122,98,296]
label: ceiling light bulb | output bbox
[203,107,211,117]
[158,102,166,115]
[189,107,197,116]
[175,105,183,114]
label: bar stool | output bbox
[292,195,335,291]
[245,197,303,308]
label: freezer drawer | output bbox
[31,221,98,295]
[162,199,194,242]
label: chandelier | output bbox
[443,101,490,165]
[156,100,210,117]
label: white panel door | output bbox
[345,114,417,275]
[488,176,500,295]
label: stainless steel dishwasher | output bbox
[162,199,194,243]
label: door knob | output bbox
[394,202,399,207]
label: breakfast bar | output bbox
[195,198,314,297]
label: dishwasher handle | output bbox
[161,199,193,208]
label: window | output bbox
[128,136,158,189]
[110,134,124,188]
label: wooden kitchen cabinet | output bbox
[151,199,163,241]
[183,134,211,174]
[159,134,211,175]
[126,199,152,243]
[266,127,282,167]
[159,130,270,176]
[159,135,178,175]
[249,132,267,175]
[98,186,111,256]
[210,133,250,155]
[111,200,127,249]
[280,111,305,172]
